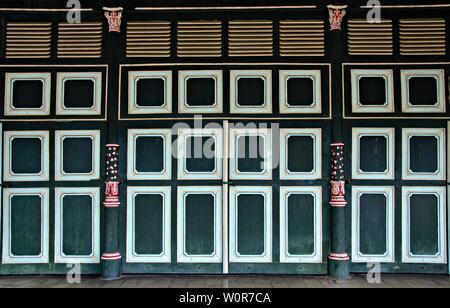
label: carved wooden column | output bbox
[328,4,350,279]
[101,6,123,280]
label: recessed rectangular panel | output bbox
[62,195,93,256]
[12,80,43,109]
[287,136,314,173]
[409,194,439,256]
[408,77,438,106]
[185,136,216,173]
[237,194,265,256]
[358,77,387,106]
[10,195,42,256]
[185,194,216,256]
[135,136,165,173]
[64,80,95,108]
[359,194,388,256]
[287,77,314,106]
[287,194,315,256]
[134,194,164,255]
[136,78,166,107]
[409,136,438,173]
[62,138,93,174]
[186,78,216,107]
[237,77,266,107]
[359,136,388,173]
[11,138,42,174]
[237,135,265,173]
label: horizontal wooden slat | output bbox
[400,18,446,56]
[127,21,171,58]
[229,20,273,57]
[280,19,324,57]
[177,20,222,57]
[57,22,102,58]
[6,22,52,58]
[348,19,393,56]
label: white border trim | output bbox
[229,186,272,263]
[2,188,49,264]
[351,69,394,114]
[3,130,50,182]
[351,186,395,263]
[401,69,446,113]
[177,128,223,180]
[55,130,101,181]
[126,186,172,263]
[402,186,447,264]
[280,128,322,180]
[402,128,446,181]
[128,71,172,115]
[127,129,172,180]
[56,72,102,116]
[4,73,51,116]
[280,186,322,263]
[352,127,395,180]
[54,187,100,264]
[230,70,272,114]
[179,70,223,114]
[279,70,322,114]
[177,186,222,263]
[229,128,272,180]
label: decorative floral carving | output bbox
[327,5,347,31]
[104,7,123,33]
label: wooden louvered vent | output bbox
[127,21,171,58]
[229,20,273,57]
[400,19,446,56]
[58,22,102,58]
[177,21,222,57]
[348,19,393,55]
[6,22,52,59]
[280,20,325,57]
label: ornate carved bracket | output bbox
[104,144,120,208]
[330,143,347,207]
[103,7,123,33]
[327,5,348,31]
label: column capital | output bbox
[327,4,348,31]
[103,7,123,33]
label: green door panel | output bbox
[410,194,439,256]
[237,194,265,256]
[62,138,93,174]
[185,136,216,173]
[185,194,215,255]
[135,136,165,173]
[134,194,164,255]
[62,195,93,256]
[287,136,314,173]
[359,136,387,173]
[11,138,42,174]
[10,196,42,256]
[287,194,315,256]
[409,136,438,173]
[237,135,265,173]
[359,194,387,255]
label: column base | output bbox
[101,253,122,280]
[328,256,350,279]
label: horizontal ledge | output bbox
[135,6,317,11]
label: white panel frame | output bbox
[3,130,50,182]
[352,127,395,180]
[230,70,272,114]
[351,69,394,114]
[229,186,272,263]
[279,70,322,114]
[2,188,49,264]
[177,186,222,263]
[128,71,172,115]
[4,72,51,116]
[280,186,322,263]
[402,128,446,181]
[127,129,172,180]
[401,69,446,113]
[56,72,102,116]
[54,187,100,264]
[402,186,447,264]
[229,128,272,180]
[127,186,172,263]
[179,70,223,114]
[55,130,101,181]
[351,186,395,263]
[177,128,223,180]
[280,128,322,180]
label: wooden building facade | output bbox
[0,0,448,279]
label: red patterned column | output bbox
[330,143,347,208]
